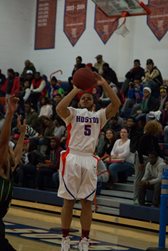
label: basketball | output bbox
[72,67,98,90]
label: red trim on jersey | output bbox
[61,123,72,176]
[93,156,99,171]
[61,149,70,177]
[93,155,99,211]
[66,123,72,148]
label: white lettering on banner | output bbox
[66,5,75,11]
[38,23,47,27]
[38,18,48,23]
[66,23,83,27]
[39,3,49,7]
[38,11,49,15]
[38,7,49,11]
[77,4,85,10]
[38,15,48,19]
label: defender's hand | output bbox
[17,115,27,133]
[7,96,19,114]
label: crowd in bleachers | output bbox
[0,55,168,207]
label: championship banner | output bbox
[35,0,57,49]
[64,0,87,46]
[94,6,118,44]
[147,0,168,41]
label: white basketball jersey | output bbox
[64,107,107,154]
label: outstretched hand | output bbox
[17,115,27,134]
[6,96,19,114]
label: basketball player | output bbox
[56,75,121,251]
[0,96,26,251]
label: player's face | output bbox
[79,93,94,110]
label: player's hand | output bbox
[17,115,27,134]
[7,96,19,114]
[72,83,82,92]
[94,73,107,86]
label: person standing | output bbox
[94,55,106,75]
[56,76,121,251]
[0,96,26,251]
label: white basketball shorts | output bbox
[58,150,99,201]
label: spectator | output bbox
[104,114,123,134]
[138,152,166,207]
[29,72,46,111]
[131,87,159,117]
[94,54,106,75]
[21,59,36,80]
[121,79,143,118]
[122,59,145,96]
[0,69,6,97]
[24,101,38,128]
[68,56,85,91]
[38,97,53,119]
[134,120,163,202]
[99,128,116,159]
[16,142,44,188]
[102,63,118,86]
[159,85,168,111]
[50,76,65,99]
[126,116,144,154]
[3,68,20,97]
[107,127,134,186]
[160,101,168,143]
[143,59,163,98]
[36,137,63,190]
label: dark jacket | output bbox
[138,134,163,164]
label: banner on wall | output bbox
[35,0,57,49]
[147,0,168,41]
[64,0,87,46]
[94,6,118,44]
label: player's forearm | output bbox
[56,87,79,115]
[13,131,26,171]
[102,81,121,107]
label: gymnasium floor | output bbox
[4,206,166,251]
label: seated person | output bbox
[106,127,134,186]
[131,87,159,118]
[143,59,163,98]
[137,152,166,207]
[134,120,163,202]
[96,159,109,195]
[98,128,116,159]
[121,80,143,118]
[36,137,63,190]
[122,59,145,96]
[16,141,44,188]
[102,63,119,86]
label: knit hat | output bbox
[143,87,151,93]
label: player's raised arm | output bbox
[97,76,121,119]
[0,96,19,164]
[13,116,27,171]
[56,86,80,119]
